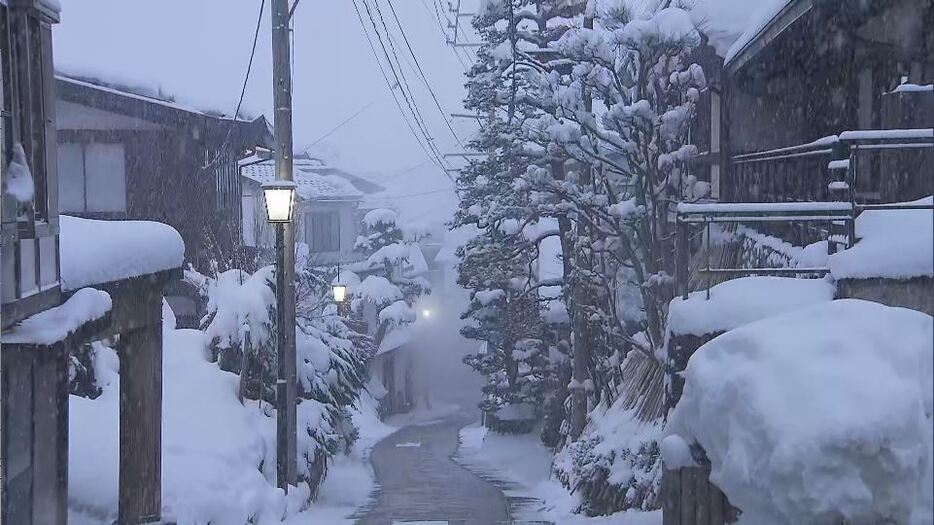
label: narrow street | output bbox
[355,409,511,525]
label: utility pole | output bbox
[569,13,595,441]
[271,0,297,491]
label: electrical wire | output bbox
[383,0,465,149]
[201,0,266,172]
[365,0,445,165]
[351,0,445,172]
[359,0,454,179]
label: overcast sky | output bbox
[54,0,479,223]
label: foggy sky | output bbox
[53,0,477,222]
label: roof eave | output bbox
[725,0,814,76]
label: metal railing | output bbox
[674,201,856,300]
[727,128,934,205]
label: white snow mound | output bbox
[667,299,934,524]
[667,276,835,336]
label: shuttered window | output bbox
[305,210,340,252]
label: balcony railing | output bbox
[727,128,934,205]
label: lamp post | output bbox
[262,179,298,491]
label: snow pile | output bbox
[616,7,700,49]
[3,287,111,345]
[362,208,398,228]
[894,83,933,93]
[667,299,934,524]
[202,267,275,350]
[60,215,185,290]
[354,275,403,308]
[377,299,416,328]
[457,423,662,525]
[667,276,835,336]
[70,304,390,524]
[473,289,505,306]
[829,196,933,280]
[4,143,35,203]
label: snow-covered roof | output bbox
[56,74,259,122]
[716,1,805,65]
[240,157,364,201]
[2,288,111,345]
[829,196,934,280]
[60,215,185,291]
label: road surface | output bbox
[355,410,511,525]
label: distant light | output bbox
[422,309,431,318]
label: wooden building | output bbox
[689,0,933,205]
[2,3,184,523]
[55,75,273,271]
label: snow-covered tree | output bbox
[191,264,372,500]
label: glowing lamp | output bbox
[262,180,297,223]
[333,283,347,303]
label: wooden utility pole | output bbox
[271,0,298,491]
[569,13,595,441]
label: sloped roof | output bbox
[56,74,260,123]
[240,157,364,201]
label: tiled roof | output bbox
[240,158,363,200]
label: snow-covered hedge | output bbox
[667,299,933,524]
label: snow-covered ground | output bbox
[69,305,398,524]
[455,424,661,525]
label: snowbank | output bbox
[829,196,933,280]
[667,276,835,336]
[456,424,661,525]
[667,299,934,524]
[3,287,111,345]
[60,215,184,290]
[70,305,395,524]
[355,275,403,307]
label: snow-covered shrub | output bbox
[191,265,373,500]
[552,352,664,516]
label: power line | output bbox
[418,0,471,69]
[202,0,266,172]
[351,0,445,171]
[365,0,444,163]
[304,101,374,150]
[383,0,465,149]
[360,0,453,178]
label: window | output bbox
[305,210,340,252]
[57,141,127,213]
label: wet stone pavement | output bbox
[354,410,513,525]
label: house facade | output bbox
[240,152,368,267]
[55,75,273,271]
[3,2,184,523]
[689,0,933,206]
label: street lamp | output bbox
[333,283,347,304]
[263,179,297,491]
[262,180,297,222]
